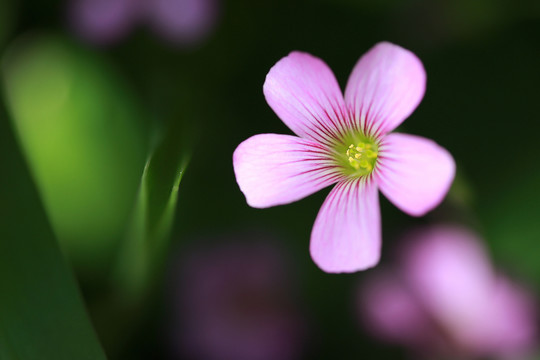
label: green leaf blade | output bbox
[0,107,107,360]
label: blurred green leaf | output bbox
[1,33,147,276]
[85,125,189,358]
[0,107,107,359]
[480,168,540,289]
[113,125,189,299]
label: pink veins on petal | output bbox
[232,42,456,273]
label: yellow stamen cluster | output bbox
[346,142,378,172]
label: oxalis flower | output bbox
[359,226,537,359]
[233,42,455,273]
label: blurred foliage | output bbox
[90,129,189,356]
[0,103,106,360]
[113,127,189,300]
[2,34,147,277]
[481,168,540,289]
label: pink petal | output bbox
[476,277,537,357]
[377,133,455,216]
[344,42,426,137]
[263,52,349,144]
[400,226,537,357]
[310,179,381,273]
[400,226,496,335]
[233,134,342,208]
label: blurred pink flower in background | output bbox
[233,42,455,273]
[68,0,219,46]
[359,226,537,359]
[68,0,137,44]
[145,0,219,45]
[168,236,305,360]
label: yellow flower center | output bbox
[346,142,378,172]
[331,132,379,178]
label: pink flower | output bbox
[233,42,455,273]
[68,0,138,44]
[359,226,537,359]
[145,0,219,46]
[68,0,219,46]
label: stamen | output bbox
[344,139,378,175]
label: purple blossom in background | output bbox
[68,0,219,46]
[359,226,537,359]
[68,0,138,44]
[145,0,219,45]
[168,238,305,360]
[233,42,455,273]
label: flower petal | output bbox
[344,42,426,136]
[310,179,381,273]
[377,133,455,216]
[399,226,537,356]
[477,277,537,356]
[263,51,348,144]
[233,134,341,208]
[400,226,496,334]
